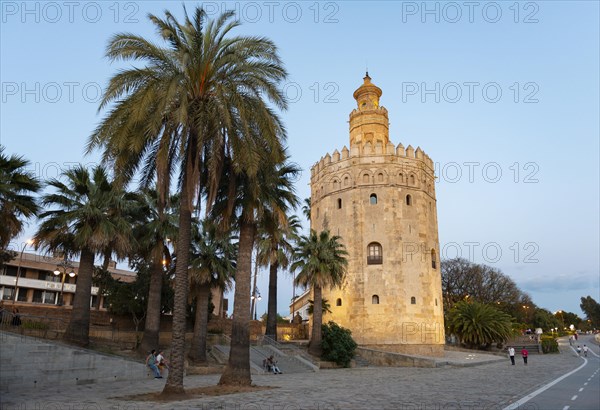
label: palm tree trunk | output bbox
[162,169,192,396]
[219,216,255,386]
[265,245,279,339]
[140,248,164,354]
[95,249,111,310]
[63,248,95,346]
[309,285,323,357]
[189,283,210,363]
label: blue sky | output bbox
[1,1,599,319]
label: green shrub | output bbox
[540,335,559,353]
[321,321,357,367]
[22,321,49,330]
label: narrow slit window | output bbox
[337,198,342,209]
[372,295,380,304]
[336,298,342,306]
[406,194,412,206]
[411,296,416,305]
[370,194,378,205]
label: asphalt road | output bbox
[506,335,600,410]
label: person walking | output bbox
[508,347,515,365]
[576,345,582,356]
[583,345,588,357]
[145,349,162,379]
[521,348,528,365]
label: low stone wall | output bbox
[361,343,445,357]
[357,347,437,368]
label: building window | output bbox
[431,249,437,269]
[363,174,369,183]
[370,194,377,205]
[2,287,14,300]
[17,289,28,302]
[410,174,416,185]
[336,298,342,306]
[378,173,384,182]
[435,298,438,307]
[367,242,383,265]
[372,295,380,304]
[3,266,18,276]
[399,173,404,183]
[338,198,342,209]
[344,177,349,186]
[33,290,56,304]
[411,296,416,305]
[406,194,412,206]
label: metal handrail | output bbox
[258,334,319,367]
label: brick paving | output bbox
[2,342,589,410]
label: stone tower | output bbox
[310,74,445,356]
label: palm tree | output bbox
[291,230,348,357]
[257,212,300,339]
[447,300,514,348]
[0,146,41,255]
[215,156,296,386]
[188,220,236,363]
[34,165,136,346]
[133,189,179,354]
[301,197,311,222]
[87,6,288,394]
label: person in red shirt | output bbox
[521,348,528,365]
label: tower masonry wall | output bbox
[310,142,445,356]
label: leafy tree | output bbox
[292,230,348,357]
[0,146,41,260]
[321,321,357,367]
[35,165,136,346]
[580,296,600,327]
[532,308,560,332]
[89,6,288,394]
[447,301,514,349]
[441,258,533,323]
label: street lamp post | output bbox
[12,239,33,304]
[54,258,76,306]
[251,286,262,321]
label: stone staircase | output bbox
[0,330,147,394]
[212,337,318,374]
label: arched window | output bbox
[406,194,412,206]
[410,174,415,185]
[363,174,370,183]
[344,176,349,186]
[333,180,340,190]
[372,295,380,305]
[367,242,383,265]
[431,249,437,269]
[337,198,342,209]
[370,194,377,205]
[399,173,404,183]
[378,173,384,182]
[411,296,416,305]
[336,298,342,306]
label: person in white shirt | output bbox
[508,347,515,365]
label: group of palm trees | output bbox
[0,6,349,395]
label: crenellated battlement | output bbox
[311,141,434,177]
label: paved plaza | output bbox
[2,343,597,410]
